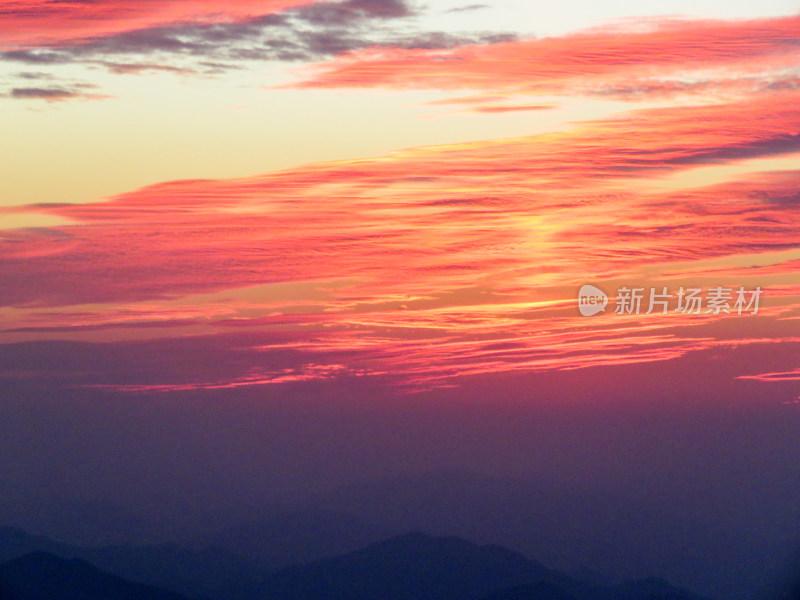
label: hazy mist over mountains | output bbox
[0,529,723,600]
[2,369,800,600]
[1,468,798,600]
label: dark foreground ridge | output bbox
[0,551,193,600]
[0,529,713,600]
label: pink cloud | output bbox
[289,14,800,101]
[2,88,799,390]
[0,0,319,48]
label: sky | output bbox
[1,1,800,598]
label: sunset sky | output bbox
[1,2,800,597]
[2,0,799,394]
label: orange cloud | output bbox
[1,90,799,391]
[3,92,799,304]
[737,368,800,381]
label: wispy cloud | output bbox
[468,103,555,113]
[1,87,798,390]
[2,8,798,392]
[737,367,800,381]
[8,84,111,102]
[0,0,319,47]
[289,14,800,103]
[1,0,516,100]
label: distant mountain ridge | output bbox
[3,468,777,600]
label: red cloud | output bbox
[2,91,799,309]
[2,90,799,390]
[0,0,319,47]
[289,14,800,98]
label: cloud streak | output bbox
[0,0,515,73]
[289,14,800,102]
[0,0,319,48]
[1,87,799,390]
[2,11,799,393]
[8,85,111,102]
[0,0,518,100]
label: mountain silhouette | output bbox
[0,526,712,600]
[0,552,196,600]
[480,582,579,600]
[224,531,710,600]
[2,467,772,600]
[294,468,765,600]
[0,527,256,598]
